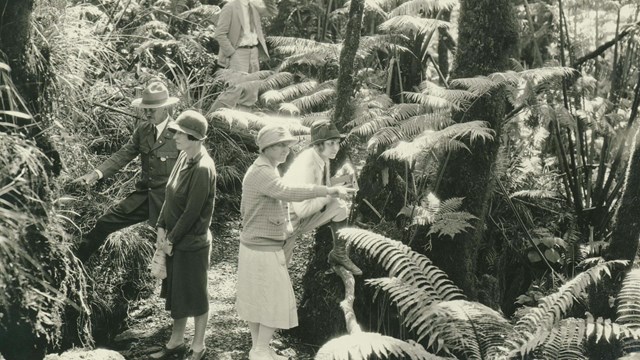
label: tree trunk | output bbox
[0,0,60,177]
[332,0,364,128]
[294,0,366,343]
[430,0,518,299]
[606,126,640,262]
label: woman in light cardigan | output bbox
[236,125,353,360]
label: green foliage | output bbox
[616,267,640,353]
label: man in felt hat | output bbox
[73,81,181,263]
[282,120,362,275]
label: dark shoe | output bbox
[184,347,207,360]
[149,343,187,359]
[328,221,362,275]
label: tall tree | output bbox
[431,0,518,299]
[0,0,60,176]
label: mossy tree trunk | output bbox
[0,0,60,176]
[430,0,518,299]
[295,0,366,343]
[606,126,640,262]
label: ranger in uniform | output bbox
[74,82,181,263]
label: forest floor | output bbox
[109,220,320,360]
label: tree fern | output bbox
[291,88,336,113]
[261,80,319,104]
[338,228,465,301]
[315,332,451,360]
[389,0,458,17]
[258,72,296,92]
[268,36,338,56]
[358,34,411,58]
[207,108,309,135]
[535,318,588,360]
[617,267,640,353]
[378,16,450,34]
[502,260,628,357]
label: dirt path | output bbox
[112,224,318,360]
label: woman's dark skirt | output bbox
[161,244,210,319]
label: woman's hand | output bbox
[328,186,357,200]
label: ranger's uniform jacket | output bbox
[96,119,178,225]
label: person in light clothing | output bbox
[152,110,216,360]
[281,120,362,275]
[236,125,354,360]
[214,0,269,73]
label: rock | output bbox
[44,348,125,360]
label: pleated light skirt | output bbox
[235,243,298,329]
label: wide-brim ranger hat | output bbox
[308,120,345,146]
[131,82,180,109]
[256,125,298,152]
[168,110,208,141]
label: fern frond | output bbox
[436,120,495,143]
[357,34,411,58]
[207,108,309,135]
[389,0,458,17]
[378,15,450,34]
[510,189,558,199]
[315,332,450,360]
[178,4,221,23]
[362,0,389,18]
[538,318,587,360]
[260,80,319,104]
[519,66,577,83]
[339,228,465,300]
[449,76,507,98]
[504,261,629,357]
[403,92,455,111]
[267,36,338,56]
[258,72,296,92]
[301,112,332,127]
[410,300,511,358]
[291,88,336,113]
[587,313,640,343]
[617,267,640,353]
[278,103,300,115]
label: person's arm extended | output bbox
[254,166,329,202]
[95,125,142,179]
[166,167,213,245]
[213,5,236,58]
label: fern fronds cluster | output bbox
[616,267,640,353]
[315,332,452,360]
[207,108,310,135]
[502,260,628,358]
[338,229,513,357]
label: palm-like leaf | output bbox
[207,108,309,135]
[261,80,319,104]
[338,228,464,300]
[378,16,450,34]
[616,267,640,353]
[291,88,336,113]
[389,0,458,17]
[315,332,451,360]
[503,260,628,357]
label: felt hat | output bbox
[309,120,345,146]
[131,82,179,109]
[256,125,297,152]
[168,110,208,140]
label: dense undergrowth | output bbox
[1,0,640,359]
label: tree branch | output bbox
[331,264,362,334]
[572,25,635,68]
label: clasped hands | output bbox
[156,228,173,256]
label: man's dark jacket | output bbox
[96,119,178,225]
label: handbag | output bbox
[149,247,167,280]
